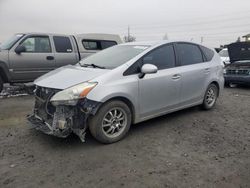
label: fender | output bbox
[0,61,11,82]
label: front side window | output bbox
[21,36,51,53]
[53,36,73,53]
[142,44,176,70]
[176,43,203,66]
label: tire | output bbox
[0,76,3,93]
[202,83,219,110]
[88,100,132,144]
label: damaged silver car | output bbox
[28,41,224,144]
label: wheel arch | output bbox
[209,81,220,96]
[101,96,136,124]
[0,61,11,83]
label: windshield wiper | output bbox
[80,63,106,69]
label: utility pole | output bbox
[201,37,204,44]
[128,26,130,41]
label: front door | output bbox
[139,44,181,119]
[9,35,56,82]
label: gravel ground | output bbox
[0,87,249,188]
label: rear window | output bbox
[82,40,117,50]
[53,36,73,53]
[200,46,214,61]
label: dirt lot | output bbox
[0,87,249,188]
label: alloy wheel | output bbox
[102,107,127,138]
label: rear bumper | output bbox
[224,75,250,85]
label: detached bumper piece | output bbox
[27,86,101,142]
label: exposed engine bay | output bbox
[27,86,101,142]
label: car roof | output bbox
[16,32,122,41]
[120,40,206,48]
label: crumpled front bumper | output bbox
[27,97,102,142]
[27,114,71,138]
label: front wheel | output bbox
[202,84,219,110]
[88,100,132,144]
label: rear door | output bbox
[9,35,56,81]
[175,42,210,105]
[52,36,79,67]
[138,44,182,119]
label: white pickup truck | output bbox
[0,33,122,92]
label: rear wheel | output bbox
[0,76,3,93]
[202,84,218,110]
[88,100,132,144]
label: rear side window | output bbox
[142,44,175,70]
[53,36,73,53]
[101,41,117,49]
[82,40,99,50]
[200,45,214,61]
[176,43,203,66]
[82,40,117,50]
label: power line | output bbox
[128,11,250,29]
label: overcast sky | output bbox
[0,0,250,47]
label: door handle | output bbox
[172,74,181,80]
[46,56,54,60]
[204,68,210,73]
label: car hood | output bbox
[228,42,250,63]
[34,65,110,89]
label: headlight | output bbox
[223,69,227,74]
[50,82,97,106]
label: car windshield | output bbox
[219,49,229,57]
[79,45,149,69]
[0,34,24,50]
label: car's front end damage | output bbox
[27,85,102,142]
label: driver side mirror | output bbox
[139,64,158,78]
[15,45,26,54]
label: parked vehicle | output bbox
[224,42,250,86]
[27,41,224,144]
[219,48,230,65]
[0,33,122,92]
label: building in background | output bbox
[242,33,250,42]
